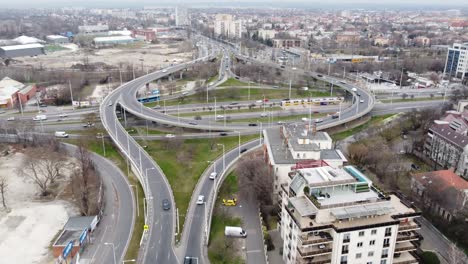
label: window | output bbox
[368,251,374,257]
[380,260,387,264]
[342,244,349,254]
[371,229,377,235]
[340,255,348,264]
[383,238,390,248]
[359,231,365,237]
[343,233,350,243]
[385,227,392,236]
[382,248,389,258]
[370,240,375,246]
[357,242,363,248]
[356,253,362,259]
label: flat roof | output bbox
[63,216,97,231]
[331,202,394,220]
[290,196,318,216]
[300,166,356,186]
[54,230,81,246]
[0,43,44,51]
[318,186,380,207]
[46,35,68,39]
[94,36,134,42]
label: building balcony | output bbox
[393,251,420,264]
[394,241,418,253]
[396,232,420,242]
[297,254,332,264]
[398,222,421,232]
[297,244,333,258]
[299,233,333,246]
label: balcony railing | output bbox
[397,234,420,242]
[298,247,333,257]
[395,245,417,253]
[393,259,419,264]
[398,224,420,232]
[299,235,333,246]
[297,257,332,264]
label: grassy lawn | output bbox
[138,135,257,241]
[179,106,284,117]
[219,77,249,87]
[331,114,397,141]
[208,172,245,264]
[380,97,443,103]
[45,44,68,52]
[158,87,333,106]
[207,75,219,84]
[226,112,328,124]
[63,138,145,262]
[126,127,167,135]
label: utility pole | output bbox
[69,80,74,110]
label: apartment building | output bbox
[263,124,347,200]
[214,14,243,39]
[279,165,421,264]
[175,6,189,26]
[444,43,468,80]
[424,106,468,180]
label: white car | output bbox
[255,100,263,103]
[315,118,324,123]
[209,172,217,180]
[216,115,224,119]
[260,113,268,117]
[165,134,175,138]
[196,195,205,205]
[108,101,113,106]
[360,100,365,103]
[59,113,68,118]
[162,69,167,73]
[7,117,15,121]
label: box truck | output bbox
[33,115,47,121]
[224,226,247,238]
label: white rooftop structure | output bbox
[0,43,44,51]
[13,36,44,44]
[94,36,134,43]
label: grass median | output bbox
[330,114,397,141]
[137,135,257,242]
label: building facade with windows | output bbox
[279,165,421,264]
[175,6,189,26]
[444,43,468,80]
[214,14,243,39]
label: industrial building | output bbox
[46,35,69,44]
[0,43,45,58]
[279,164,422,264]
[93,36,135,48]
[0,77,37,108]
[132,29,156,42]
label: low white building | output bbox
[93,36,135,48]
[46,35,69,44]
[279,165,421,264]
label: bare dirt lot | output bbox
[0,148,78,264]
[16,42,193,70]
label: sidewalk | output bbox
[267,229,284,264]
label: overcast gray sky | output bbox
[1,0,467,9]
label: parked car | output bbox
[196,195,204,205]
[222,198,237,206]
[411,164,421,170]
[165,134,175,138]
[162,199,171,210]
[7,117,15,121]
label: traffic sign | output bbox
[62,240,74,258]
[144,225,149,230]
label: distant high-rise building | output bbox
[175,6,189,26]
[444,43,468,80]
[214,14,243,39]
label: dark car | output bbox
[189,122,197,125]
[184,256,192,264]
[39,103,47,107]
[411,164,420,170]
[317,74,323,77]
[240,148,248,153]
[248,123,258,127]
[219,132,228,136]
[162,199,170,210]
[356,93,361,97]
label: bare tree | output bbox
[449,240,468,264]
[236,156,272,206]
[0,175,7,209]
[18,156,51,196]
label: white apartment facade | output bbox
[279,165,421,264]
[444,43,468,80]
[214,14,243,39]
[175,6,189,26]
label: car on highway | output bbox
[229,102,238,105]
[59,113,68,118]
[196,195,205,205]
[219,132,228,136]
[39,103,47,107]
[317,74,323,77]
[360,99,365,103]
[356,93,361,96]
[260,112,268,117]
[240,148,248,153]
[272,85,279,88]
[7,117,15,121]
[209,172,217,180]
[315,118,324,123]
[216,115,224,119]
[54,131,69,138]
[339,81,347,84]
[108,101,113,106]
[162,199,171,210]
[184,256,193,264]
[255,100,263,103]
[189,122,198,125]
[248,123,258,126]
[277,121,284,124]
[162,69,167,73]
[165,134,175,138]
[222,198,237,206]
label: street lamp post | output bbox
[217,144,225,171]
[235,131,241,157]
[177,102,180,123]
[104,242,116,264]
[248,81,251,100]
[97,133,106,156]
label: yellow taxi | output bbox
[222,198,237,206]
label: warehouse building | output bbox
[0,77,37,108]
[0,43,45,58]
[46,35,69,44]
[93,36,135,48]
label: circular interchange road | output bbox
[100,36,375,264]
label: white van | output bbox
[225,226,247,238]
[54,131,69,138]
[33,115,47,121]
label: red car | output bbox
[263,98,269,102]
